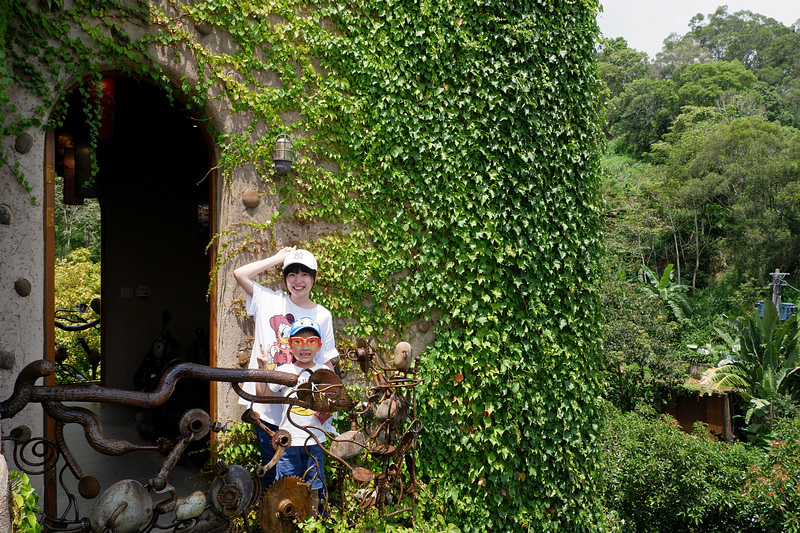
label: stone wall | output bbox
[0,455,10,533]
[0,1,434,479]
[0,117,48,497]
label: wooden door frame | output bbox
[43,129,57,515]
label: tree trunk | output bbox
[668,209,681,283]
[691,203,701,294]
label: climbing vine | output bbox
[3,0,606,530]
[325,3,608,530]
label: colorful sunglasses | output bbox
[289,336,322,349]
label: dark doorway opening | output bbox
[52,74,213,444]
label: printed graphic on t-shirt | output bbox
[268,313,295,366]
[288,406,332,425]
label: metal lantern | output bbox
[272,134,294,176]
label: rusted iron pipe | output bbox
[2,362,298,417]
[149,436,189,495]
[150,410,211,495]
[44,401,159,456]
[231,382,310,406]
[0,359,55,419]
[258,444,287,476]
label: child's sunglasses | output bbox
[289,336,322,349]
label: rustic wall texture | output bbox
[0,1,606,529]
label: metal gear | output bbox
[258,476,312,533]
[216,483,243,513]
[271,428,292,451]
[209,464,254,517]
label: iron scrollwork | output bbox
[1,340,422,532]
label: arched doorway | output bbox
[47,75,215,511]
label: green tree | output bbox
[54,175,101,262]
[760,26,800,81]
[651,32,711,79]
[608,77,680,157]
[652,114,800,284]
[602,154,668,267]
[676,60,758,108]
[758,82,800,130]
[650,107,730,290]
[596,37,650,103]
[54,248,101,382]
[702,299,800,439]
[703,117,800,282]
[687,7,793,71]
[601,266,684,411]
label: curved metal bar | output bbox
[44,401,159,456]
[54,317,101,331]
[229,382,307,406]
[2,361,298,418]
[1,359,55,418]
[53,419,83,481]
[5,435,58,476]
[259,444,287,475]
[56,463,81,523]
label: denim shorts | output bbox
[275,443,327,491]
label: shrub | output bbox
[739,417,800,532]
[9,470,42,533]
[54,248,101,382]
[599,405,761,532]
[207,421,260,467]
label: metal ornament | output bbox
[259,476,312,533]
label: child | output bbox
[234,247,338,488]
[266,317,330,512]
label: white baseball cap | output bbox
[290,317,321,337]
[282,249,318,272]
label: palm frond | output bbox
[700,364,751,398]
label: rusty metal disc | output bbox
[271,428,292,451]
[209,464,254,517]
[259,476,312,533]
[179,408,211,441]
[295,369,354,412]
[351,467,374,483]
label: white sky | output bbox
[597,1,800,58]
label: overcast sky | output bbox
[597,1,800,58]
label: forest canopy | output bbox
[597,6,800,417]
[599,6,800,287]
[596,12,800,529]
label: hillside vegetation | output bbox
[598,6,800,409]
[597,9,800,531]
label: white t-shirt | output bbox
[238,282,338,425]
[269,363,330,445]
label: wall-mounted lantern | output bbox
[272,134,294,176]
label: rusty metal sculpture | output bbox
[341,339,422,520]
[0,340,421,532]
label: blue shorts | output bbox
[275,444,326,492]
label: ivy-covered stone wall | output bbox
[0,1,605,529]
